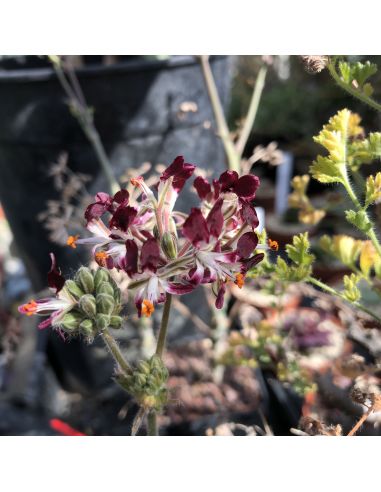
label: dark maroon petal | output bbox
[207,198,224,238]
[212,179,221,200]
[161,155,196,192]
[47,253,65,294]
[84,202,108,224]
[125,239,139,277]
[233,174,260,199]
[113,189,129,204]
[109,205,137,232]
[140,238,161,272]
[182,208,210,246]
[194,176,211,200]
[215,283,226,309]
[240,200,259,229]
[241,253,264,273]
[95,192,112,205]
[219,170,238,192]
[166,281,195,295]
[237,232,258,259]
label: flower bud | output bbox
[134,373,147,387]
[94,268,110,290]
[76,267,94,293]
[95,313,111,331]
[65,279,85,300]
[96,293,115,316]
[79,294,97,318]
[137,360,151,375]
[60,311,84,332]
[96,281,114,297]
[161,231,178,259]
[79,319,95,337]
[110,315,123,329]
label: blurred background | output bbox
[1,55,381,435]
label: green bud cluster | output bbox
[60,267,123,339]
[116,355,169,410]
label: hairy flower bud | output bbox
[79,319,95,337]
[60,311,84,332]
[96,293,115,316]
[110,315,123,329]
[94,268,110,290]
[79,294,97,318]
[76,267,94,293]
[96,281,114,297]
[95,313,111,331]
[65,279,85,300]
[161,231,178,259]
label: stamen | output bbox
[67,235,79,249]
[19,299,38,316]
[268,238,279,251]
[95,251,110,267]
[130,176,144,187]
[141,299,155,317]
[234,273,245,289]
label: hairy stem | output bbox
[347,407,373,436]
[147,411,158,436]
[199,56,240,172]
[307,277,381,324]
[236,65,268,159]
[341,176,381,257]
[155,294,173,358]
[101,327,132,375]
[328,60,381,113]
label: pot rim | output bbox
[0,55,227,84]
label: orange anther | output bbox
[130,176,144,187]
[67,235,79,249]
[234,273,245,289]
[268,238,279,251]
[141,299,155,317]
[95,251,109,267]
[19,300,38,316]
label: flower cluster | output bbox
[18,255,122,340]
[67,156,271,317]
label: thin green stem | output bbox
[155,294,173,358]
[199,56,240,172]
[101,327,132,375]
[328,60,381,113]
[51,58,119,195]
[147,411,158,436]
[307,277,381,324]
[236,65,268,160]
[341,176,381,258]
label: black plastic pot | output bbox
[0,55,233,397]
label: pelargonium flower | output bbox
[18,254,77,329]
[69,155,273,316]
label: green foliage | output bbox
[338,60,377,92]
[345,209,372,233]
[275,233,315,282]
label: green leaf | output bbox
[345,209,372,233]
[286,232,315,267]
[310,156,345,183]
[338,61,377,88]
